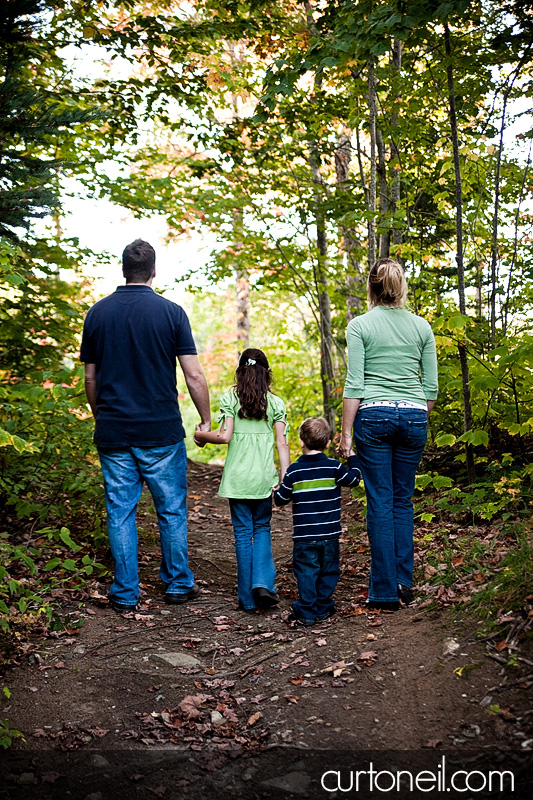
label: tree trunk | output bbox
[335,132,364,321]
[377,128,390,258]
[367,57,377,267]
[445,21,475,483]
[309,147,336,432]
[390,39,402,252]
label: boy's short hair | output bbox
[299,417,331,451]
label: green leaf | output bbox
[44,558,62,571]
[61,559,78,571]
[435,433,456,447]
[59,528,81,551]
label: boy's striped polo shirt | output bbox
[274,453,361,540]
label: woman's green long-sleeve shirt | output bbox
[343,306,438,404]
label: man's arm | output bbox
[178,354,211,430]
[84,363,97,417]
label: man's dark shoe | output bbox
[109,599,137,613]
[366,600,400,612]
[253,587,280,609]
[287,611,315,627]
[398,584,414,605]
[165,584,201,605]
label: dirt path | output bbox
[1,462,532,799]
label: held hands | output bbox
[193,422,210,447]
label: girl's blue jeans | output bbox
[98,440,194,606]
[228,496,276,610]
[353,406,427,602]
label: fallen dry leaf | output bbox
[316,638,327,646]
[358,650,378,662]
[247,711,263,726]
[177,694,211,719]
[424,738,443,749]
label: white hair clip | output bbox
[245,358,256,366]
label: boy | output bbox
[274,417,361,625]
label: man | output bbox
[80,239,211,612]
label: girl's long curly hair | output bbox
[234,348,272,420]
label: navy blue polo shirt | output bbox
[80,285,197,449]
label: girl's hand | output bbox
[194,424,206,447]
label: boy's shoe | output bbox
[253,587,280,609]
[366,600,400,612]
[165,584,200,605]
[316,608,336,622]
[398,584,414,605]
[287,611,315,627]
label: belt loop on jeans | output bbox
[358,400,428,411]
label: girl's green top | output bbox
[343,306,438,404]
[218,390,288,500]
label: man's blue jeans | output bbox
[353,406,427,602]
[98,440,194,606]
[228,497,276,610]
[292,537,340,622]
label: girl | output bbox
[194,348,290,612]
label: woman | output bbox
[339,258,438,611]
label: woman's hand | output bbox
[338,431,353,459]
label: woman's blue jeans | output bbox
[353,406,427,602]
[228,496,276,610]
[98,440,194,606]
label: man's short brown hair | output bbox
[122,239,156,283]
[299,417,331,451]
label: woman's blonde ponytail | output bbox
[367,258,408,309]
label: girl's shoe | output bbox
[366,600,400,611]
[238,601,258,614]
[253,587,280,609]
[398,584,414,605]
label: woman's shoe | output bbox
[253,587,280,609]
[398,584,414,605]
[366,600,400,611]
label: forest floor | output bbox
[1,461,532,799]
